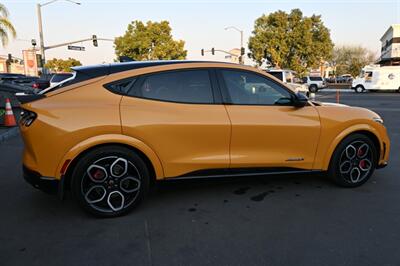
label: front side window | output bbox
[221,69,292,105]
[135,70,214,104]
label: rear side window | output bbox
[106,78,137,94]
[309,76,323,81]
[131,70,214,104]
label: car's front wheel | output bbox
[71,146,150,217]
[328,134,377,187]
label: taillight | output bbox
[32,83,39,88]
[20,109,37,127]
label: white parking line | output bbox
[321,89,354,92]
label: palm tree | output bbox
[0,3,16,46]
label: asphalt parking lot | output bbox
[0,91,399,266]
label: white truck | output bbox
[266,69,308,94]
[352,65,400,93]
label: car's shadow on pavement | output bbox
[23,172,364,220]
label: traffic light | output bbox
[211,48,215,55]
[92,35,98,47]
[241,47,245,55]
[201,49,204,56]
[36,54,43,68]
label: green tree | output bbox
[45,57,82,72]
[0,3,16,46]
[248,9,334,76]
[114,20,187,61]
[332,45,376,77]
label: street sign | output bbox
[68,45,85,51]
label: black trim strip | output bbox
[166,168,323,180]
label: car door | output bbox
[120,69,231,177]
[217,68,321,170]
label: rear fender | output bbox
[55,134,164,179]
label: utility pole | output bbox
[37,0,81,75]
[37,3,45,72]
[225,26,244,64]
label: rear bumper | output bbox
[23,165,59,194]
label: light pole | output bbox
[37,0,81,74]
[225,26,244,64]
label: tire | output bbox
[309,85,318,93]
[355,85,364,93]
[328,134,377,188]
[71,145,150,217]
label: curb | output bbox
[0,127,20,143]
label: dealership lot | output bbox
[1,91,399,266]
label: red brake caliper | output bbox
[93,169,105,180]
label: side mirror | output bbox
[275,97,293,106]
[293,92,309,107]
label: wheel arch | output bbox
[55,134,165,190]
[322,126,381,170]
[355,84,365,91]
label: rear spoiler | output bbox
[15,92,45,104]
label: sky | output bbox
[0,0,399,65]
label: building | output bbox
[379,24,400,66]
[0,56,25,74]
[224,48,240,64]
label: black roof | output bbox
[71,60,225,79]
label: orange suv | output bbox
[18,61,390,217]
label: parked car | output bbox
[266,69,308,94]
[352,65,400,93]
[336,74,353,83]
[11,76,39,87]
[18,61,390,217]
[49,73,74,87]
[0,73,26,82]
[32,79,50,90]
[302,76,327,92]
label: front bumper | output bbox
[23,165,59,194]
[377,161,388,169]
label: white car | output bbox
[352,65,400,93]
[302,76,327,92]
[266,69,308,94]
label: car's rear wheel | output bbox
[309,85,318,93]
[328,134,377,187]
[71,146,149,217]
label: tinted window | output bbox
[107,78,137,94]
[267,71,283,81]
[221,70,291,105]
[135,70,214,104]
[309,76,323,81]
